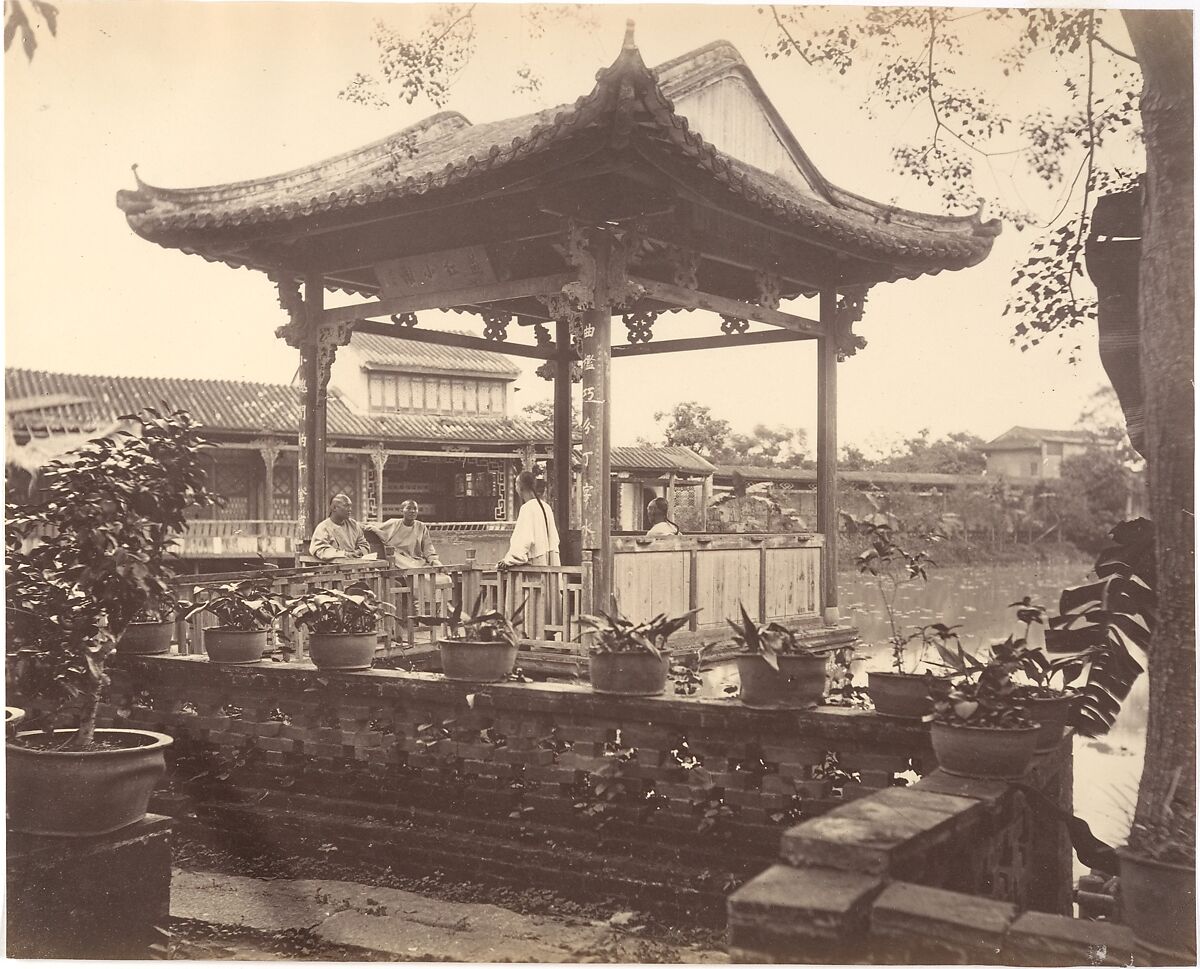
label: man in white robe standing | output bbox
[498,471,560,568]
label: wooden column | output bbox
[297,340,317,543]
[369,445,389,520]
[255,439,281,519]
[700,474,713,531]
[553,317,574,545]
[580,234,612,612]
[305,274,328,531]
[817,287,839,625]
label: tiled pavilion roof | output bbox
[116,34,1000,284]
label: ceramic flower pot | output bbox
[736,653,827,710]
[7,728,173,837]
[117,619,174,656]
[930,722,1041,780]
[308,631,377,671]
[868,670,951,719]
[439,640,518,682]
[589,651,670,696]
[203,628,269,665]
[1024,692,1082,753]
[6,706,26,737]
[1117,847,1197,965]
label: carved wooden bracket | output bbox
[272,276,305,348]
[390,312,418,327]
[482,311,512,342]
[316,320,356,388]
[720,314,749,335]
[755,271,782,311]
[834,287,869,361]
[369,444,390,472]
[669,247,699,291]
[253,437,283,469]
[622,309,658,344]
[561,221,644,312]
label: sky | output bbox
[5,2,1135,457]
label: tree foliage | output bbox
[3,0,57,60]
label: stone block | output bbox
[728,864,883,962]
[781,788,972,875]
[7,815,173,960]
[915,769,1011,803]
[868,881,1015,964]
[1002,910,1136,966]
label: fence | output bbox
[171,560,589,662]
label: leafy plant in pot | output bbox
[117,596,183,656]
[580,604,700,696]
[929,641,1041,781]
[288,581,394,671]
[5,408,217,836]
[850,518,950,717]
[181,579,289,665]
[728,604,837,709]
[432,592,525,682]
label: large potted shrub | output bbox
[5,409,216,836]
[728,604,835,709]
[581,605,699,696]
[181,579,289,664]
[288,581,394,671]
[929,642,1040,781]
[436,593,524,682]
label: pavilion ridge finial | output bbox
[623,19,637,51]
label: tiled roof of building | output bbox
[117,39,999,281]
[611,445,715,476]
[5,368,550,445]
[981,426,1095,451]
[349,332,521,378]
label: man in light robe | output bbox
[366,500,442,569]
[645,496,681,537]
[309,493,372,561]
[498,470,560,568]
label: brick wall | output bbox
[727,737,1135,965]
[99,655,934,920]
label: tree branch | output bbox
[1094,32,1139,64]
[769,5,814,66]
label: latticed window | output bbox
[273,463,296,520]
[368,371,506,416]
[327,467,359,512]
[213,460,251,520]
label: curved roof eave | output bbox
[116,34,1001,277]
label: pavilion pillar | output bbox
[580,234,613,612]
[254,438,281,520]
[817,287,839,625]
[553,317,574,547]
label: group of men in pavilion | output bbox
[309,471,681,569]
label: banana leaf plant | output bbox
[1044,518,1155,736]
[727,603,841,671]
[288,581,395,635]
[580,602,700,657]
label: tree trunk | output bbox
[1123,10,1195,863]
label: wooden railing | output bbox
[611,533,824,635]
[173,519,296,558]
[170,560,589,662]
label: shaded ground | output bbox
[166,831,726,962]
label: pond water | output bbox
[700,560,1148,860]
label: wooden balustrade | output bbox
[170,559,590,661]
[611,533,824,635]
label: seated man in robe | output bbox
[309,493,372,561]
[366,500,442,569]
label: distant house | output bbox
[978,427,1095,480]
[7,345,714,562]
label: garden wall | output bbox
[100,655,934,922]
[726,739,1123,965]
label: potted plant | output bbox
[288,580,394,671]
[115,596,180,656]
[435,593,525,682]
[5,408,217,836]
[728,604,836,709]
[929,641,1041,780]
[850,519,951,717]
[181,579,289,665]
[581,605,700,696]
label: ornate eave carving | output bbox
[834,287,869,361]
